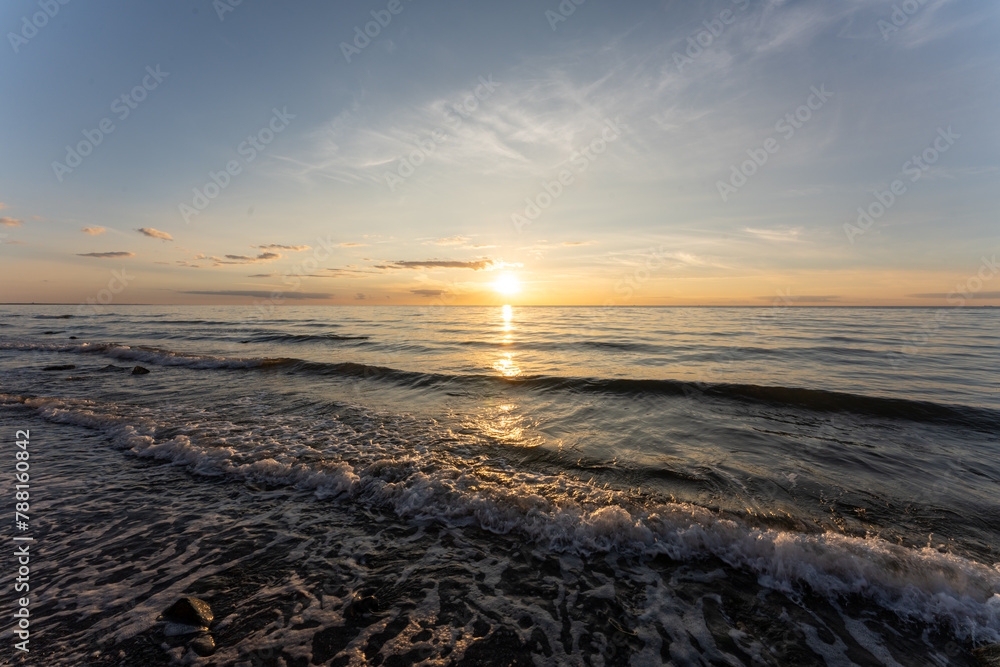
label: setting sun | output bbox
[493,273,520,295]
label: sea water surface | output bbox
[0,305,998,666]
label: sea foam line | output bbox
[1,392,998,644]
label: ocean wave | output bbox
[3,391,999,645]
[0,341,293,370]
[444,339,891,361]
[4,339,998,429]
[454,339,670,353]
[248,332,369,343]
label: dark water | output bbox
[1,305,998,666]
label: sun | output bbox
[493,273,520,295]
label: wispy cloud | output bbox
[294,19,860,196]
[880,0,983,50]
[0,217,22,227]
[77,251,135,258]
[591,249,727,272]
[209,252,283,265]
[909,165,1000,181]
[247,269,372,278]
[373,259,503,271]
[411,289,446,297]
[738,2,844,57]
[256,243,311,251]
[292,66,636,187]
[137,227,173,241]
[180,290,331,300]
[429,235,471,246]
[81,227,106,236]
[908,291,1000,299]
[756,294,840,303]
[744,227,803,243]
[340,242,368,247]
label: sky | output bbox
[1,0,998,306]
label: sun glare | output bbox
[494,273,520,295]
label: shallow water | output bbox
[1,305,998,665]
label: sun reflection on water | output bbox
[492,351,520,377]
[478,402,525,442]
[492,305,521,376]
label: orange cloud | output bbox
[256,243,311,251]
[137,227,173,241]
[208,251,283,265]
[77,251,135,258]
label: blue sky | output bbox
[1,0,998,305]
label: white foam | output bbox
[5,392,1000,644]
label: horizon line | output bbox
[1,303,997,308]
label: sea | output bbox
[0,305,997,666]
